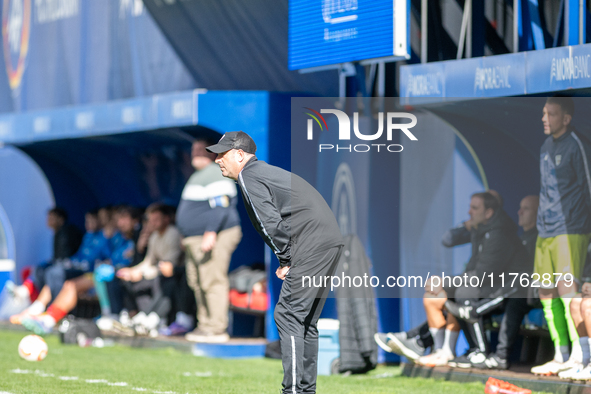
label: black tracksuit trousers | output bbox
[496,298,531,360]
[274,246,342,394]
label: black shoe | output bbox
[448,349,485,368]
[386,332,425,361]
[471,353,508,370]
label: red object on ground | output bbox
[484,377,532,394]
[229,289,268,311]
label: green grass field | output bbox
[0,330,492,394]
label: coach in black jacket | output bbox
[207,131,343,394]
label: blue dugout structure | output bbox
[0,89,297,341]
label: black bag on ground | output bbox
[229,265,266,294]
[58,315,101,344]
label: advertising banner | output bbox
[0,0,195,113]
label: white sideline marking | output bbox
[9,369,31,374]
[31,370,53,378]
[7,368,178,392]
[182,371,212,377]
[372,373,395,379]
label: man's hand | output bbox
[158,261,174,278]
[276,266,290,280]
[464,219,473,231]
[201,231,217,252]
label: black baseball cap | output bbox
[206,131,257,154]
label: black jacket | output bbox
[464,210,527,296]
[53,223,82,260]
[441,224,471,248]
[520,228,538,269]
[237,157,343,267]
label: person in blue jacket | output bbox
[21,206,138,335]
[10,210,109,324]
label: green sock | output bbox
[541,298,569,347]
[93,273,111,316]
[561,297,579,343]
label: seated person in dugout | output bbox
[20,206,138,335]
[5,207,83,307]
[10,209,110,324]
[445,195,539,370]
[468,195,540,370]
[375,190,503,361]
[114,203,185,334]
[377,192,526,367]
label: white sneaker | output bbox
[558,362,584,379]
[571,364,591,381]
[0,282,31,321]
[185,329,230,343]
[131,311,146,326]
[119,310,132,328]
[96,316,115,331]
[531,360,570,376]
[4,280,16,296]
[13,285,31,301]
[417,349,453,367]
[143,312,160,331]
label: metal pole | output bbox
[513,0,519,52]
[377,62,385,98]
[338,63,356,109]
[457,0,471,59]
[378,62,385,114]
[421,0,427,63]
[339,68,346,109]
[466,0,472,58]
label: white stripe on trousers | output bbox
[291,336,296,394]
